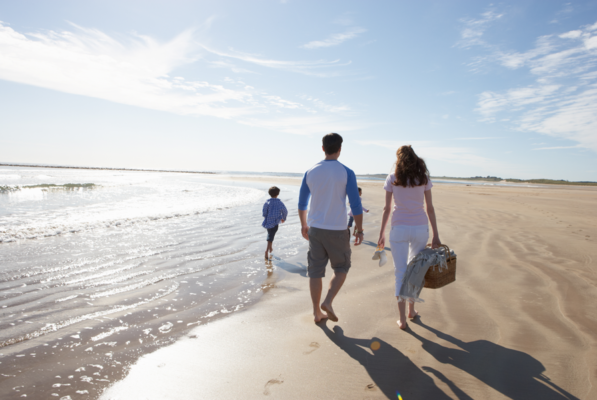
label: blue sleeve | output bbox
[281,202,288,220]
[262,201,269,218]
[298,172,311,211]
[345,167,363,216]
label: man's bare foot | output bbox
[321,303,338,322]
[397,320,408,330]
[314,311,328,323]
[408,311,419,320]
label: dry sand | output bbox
[101,180,597,400]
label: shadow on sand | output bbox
[361,240,391,251]
[272,259,308,277]
[319,323,453,399]
[408,319,580,400]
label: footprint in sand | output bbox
[366,383,377,391]
[303,342,320,355]
[263,376,284,395]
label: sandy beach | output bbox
[99,179,597,400]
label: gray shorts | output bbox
[307,227,352,278]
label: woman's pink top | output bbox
[383,174,433,226]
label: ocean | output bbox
[0,166,307,399]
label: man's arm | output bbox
[345,168,364,245]
[298,173,311,240]
[299,209,309,240]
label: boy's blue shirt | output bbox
[262,198,288,229]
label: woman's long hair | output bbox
[393,145,429,187]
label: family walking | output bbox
[296,132,441,328]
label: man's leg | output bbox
[321,271,347,322]
[310,278,328,322]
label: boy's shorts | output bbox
[307,227,351,278]
[347,215,354,228]
[266,225,279,242]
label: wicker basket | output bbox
[424,244,456,289]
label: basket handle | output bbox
[426,244,453,262]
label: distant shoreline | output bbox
[358,174,597,187]
[2,164,595,186]
[0,163,215,175]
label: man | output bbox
[298,133,364,323]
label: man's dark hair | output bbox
[322,133,343,155]
[268,186,281,197]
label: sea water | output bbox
[0,166,307,398]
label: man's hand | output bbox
[301,225,309,240]
[298,209,309,240]
[353,214,364,245]
[354,231,364,245]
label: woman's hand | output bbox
[378,234,386,249]
[431,236,441,249]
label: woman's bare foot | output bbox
[321,303,338,322]
[408,310,419,320]
[397,320,408,330]
[314,311,328,323]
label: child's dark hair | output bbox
[322,133,343,155]
[268,186,281,197]
[358,187,362,193]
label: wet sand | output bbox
[96,181,596,399]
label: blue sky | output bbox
[1,0,596,180]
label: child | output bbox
[348,187,369,237]
[262,186,288,260]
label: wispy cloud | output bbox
[452,136,503,140]
[0,22,359,133]
[240,115,364,136]
[300,27,366,49]
[356,140,501,168]
[533,144,585,150]
[457,10,503,48]
[462,14,597,152]
[198,44,351,77]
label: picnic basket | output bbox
[423,244,456,289]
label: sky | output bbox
[0,0,596,181]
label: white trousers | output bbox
[390,225,429,296]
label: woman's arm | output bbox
[424,189,441,248]
[377,191,393,249]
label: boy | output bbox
[348,187,369,237]
[262,186,288,260]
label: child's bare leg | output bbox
[265,241,272,260]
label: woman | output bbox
[377,145,441,330]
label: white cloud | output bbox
[560,30,582,39]
[356,140,501,168]
[0,22,256,118]
[198,44,351,77]
[240,115,364,135]
[457,10,503,48]
[300,27,366,49]
[0,22,360,132]
[465,17,597,152]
